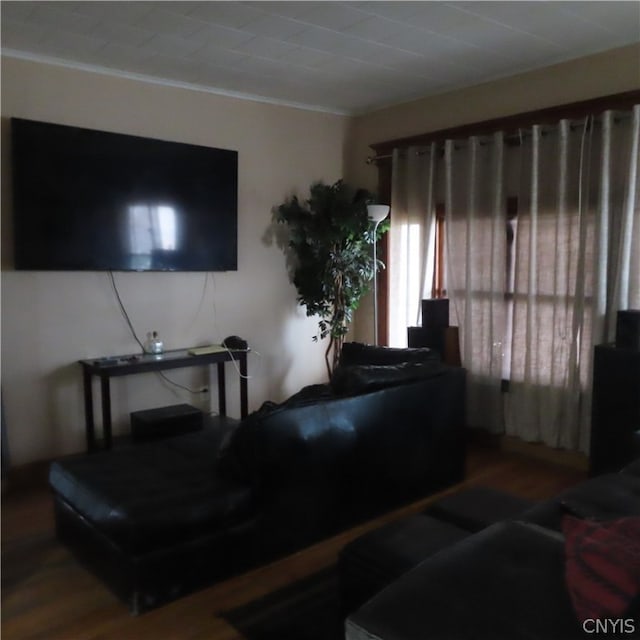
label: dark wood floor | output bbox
[1,446,585,640]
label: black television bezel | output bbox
[10,117,239,272]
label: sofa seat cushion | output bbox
[522,472,640,531]
[346,521,585,640]
[340,515,469,579]
[49,428,255,554]
[339,514,470,613]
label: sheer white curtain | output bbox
[506,108,640,452]
[596,106,640,338]
[444,134,507,433]
[388,145,437,347]
[388,106,638,451]
[505,120,595,450]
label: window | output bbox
[128,204,178,270]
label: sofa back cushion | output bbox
[230,398,357,488]
[341,371,466,518]
[521,473,640,531]
[330,360,445,396]
[221,368,466,551]
[221,395,358,552]
[339,342,439,367]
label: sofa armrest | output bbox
[346,521,583,640]
[621,456,640,478]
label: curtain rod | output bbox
[367,150,428,164]
[365,111,634,163]
[368,150,430,164]
[369,91,639,156]
[366,153,392,165]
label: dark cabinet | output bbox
[589,344,640,476]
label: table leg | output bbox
[100,376,112,450]
[239,353,248,419]
[217,362,226,416]
[83,367,96,452]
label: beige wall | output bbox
[1,57,349,466]
[3,44,639,465]
[346,44,640,342]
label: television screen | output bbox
[10,118,238,271]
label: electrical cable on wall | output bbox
[109,271,206,396]
[207,271,258,380]
[108,271,145,353]
[208,271,222,343]
[225,346,261,380]
[156,371,207,396]
[185,272,209,333]
[109,270,259,389]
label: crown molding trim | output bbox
[2,49,353,118]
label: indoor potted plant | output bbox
[274,180,389,376]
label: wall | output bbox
[346,44,640,342]
[1,56,349,466]
[4,45,639,465]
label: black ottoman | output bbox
[424,486,534,532]
[49,427,257,614]
[339,514,470,614]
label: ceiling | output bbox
[2,1,639,115]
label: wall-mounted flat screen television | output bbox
[10,118,238,271]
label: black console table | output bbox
[79,348,248,452]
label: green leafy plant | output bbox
[274,180,389,376]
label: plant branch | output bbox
[273,180,389,376]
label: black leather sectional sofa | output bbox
[346,459,640,640]
[49,343,466,613]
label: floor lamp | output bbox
[367,204,390,346]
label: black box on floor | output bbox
[130,404,203,443]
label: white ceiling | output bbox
[2,1,639,115]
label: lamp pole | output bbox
[367,205,390,346]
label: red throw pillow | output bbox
[562,515,640,623]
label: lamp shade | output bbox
[367,204,390,223]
